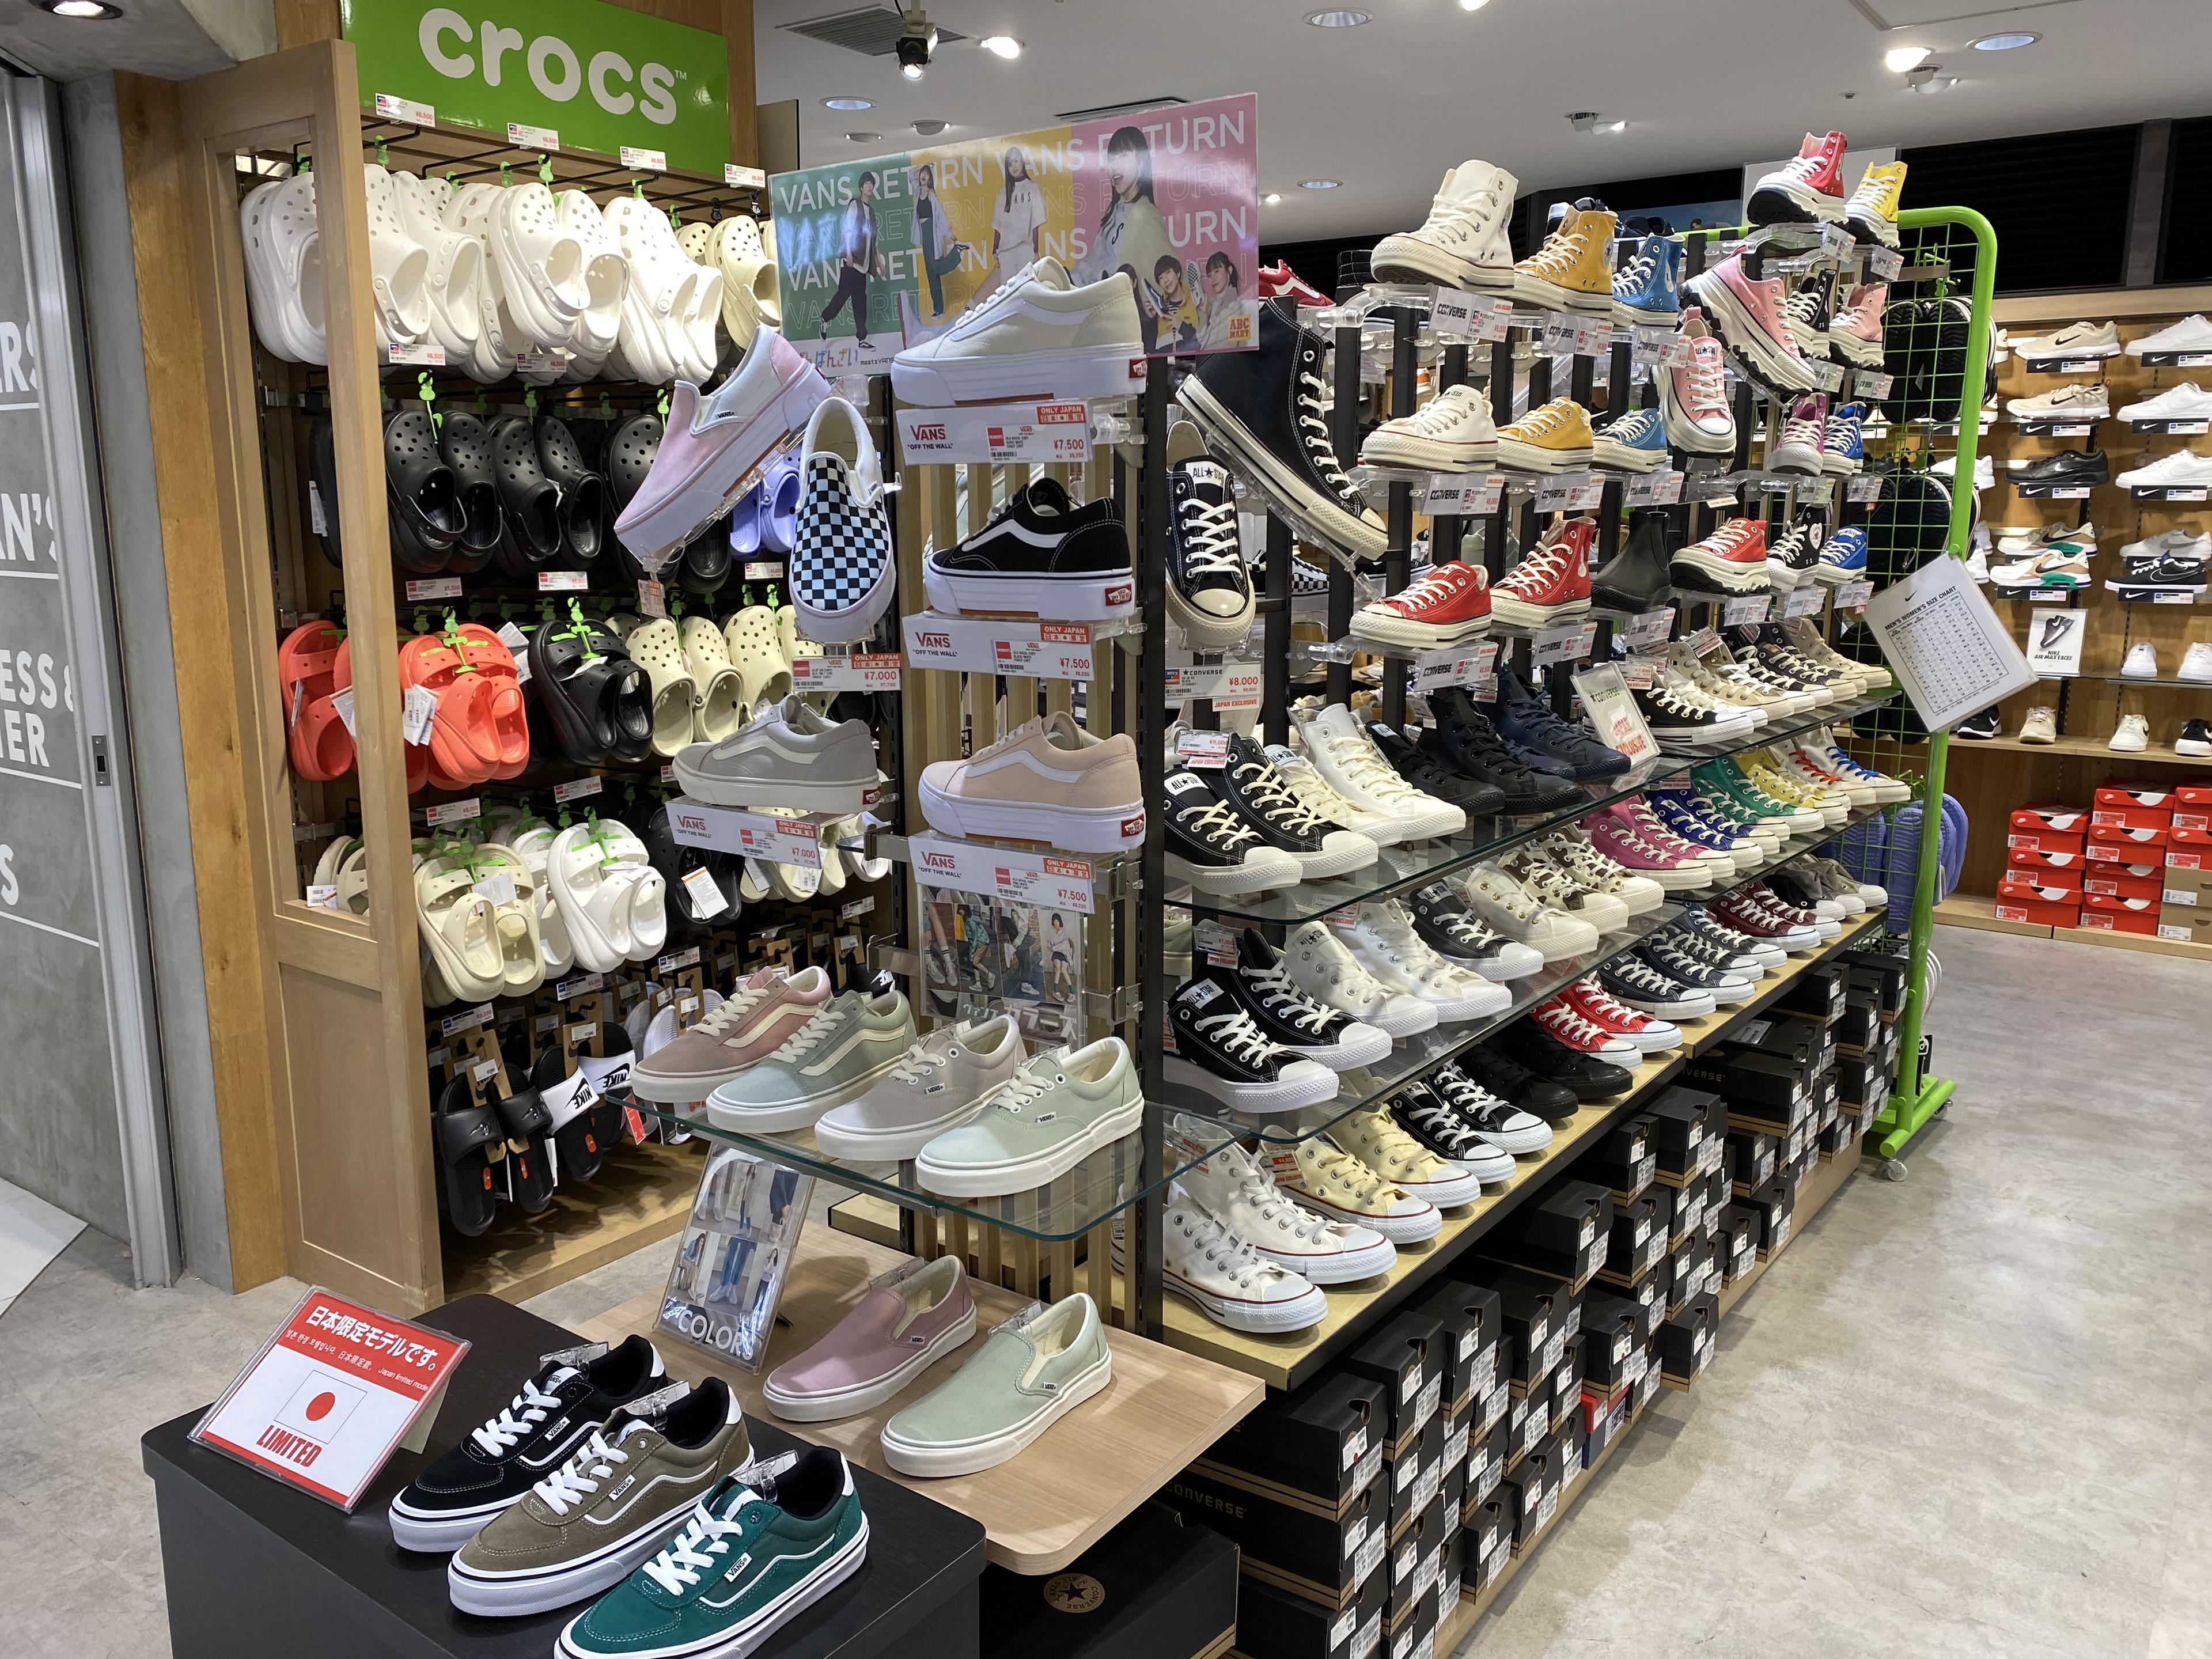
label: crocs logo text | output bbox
[417,11,679,125]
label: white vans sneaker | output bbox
[891,257,1144,406]
[1168,1119,1396,1284]
[1335,903,1512,1023]
[1283,920,1438,1039]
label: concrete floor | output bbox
[3,927,2204,1657]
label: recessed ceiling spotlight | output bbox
[1971,31,2038,50]
[1883,45,1932,73]
[847,131,882,142]
[1298,179,1342,190]
[1457,0,1490,10]
[1566,111,1624,134]
[38,0,122,15]
[1305,10,1372,26]
[979,35,1022,58]
[1264,192,1282,204]
[822,96,874,111]
[1908,70,1959,94]
[912,119,948,135]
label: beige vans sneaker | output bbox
[917,711,1145,853]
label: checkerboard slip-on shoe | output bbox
[431,1075,505,1240]
[384,408,464,574]
[279,622,354,782]
[790,396,896,645]
[552,190,627,360]
[391,170,484,365]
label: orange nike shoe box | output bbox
[2080,863,2162,903]
[2076,893,2160,935]
[1992,881,2081,927]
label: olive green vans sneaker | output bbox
[558,1448,867,1659]
[878,1292,1112,1477]
[448,1378,749,1617]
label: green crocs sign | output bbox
[341,1,729,175]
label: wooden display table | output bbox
[577,1226,1266,1575]
[142,1294,986,1659]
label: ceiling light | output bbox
[821,96,873,111]
[1457,0,1490,10]
[1305,10,1372,26]
[979,35,1022,58]
[1908,70,1959,94]
[1566,111,1622,134]
[1884,45,1932,73]
[912,119,948,135]
[39,0,122,15]
[1264,192,1283,204]
[1604,120,1627,133]
[1971,31,2038,50]
[847,131,882,142]
[901,62,924,80]
[1298,179,1342,190]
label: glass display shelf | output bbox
[1160,800,1891,1147]
[1171,691,1897,927]
[617,1096,1237,1243]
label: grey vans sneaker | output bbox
[671,695,879,813]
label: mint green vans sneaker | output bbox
[557,1448,867,1659]
[911,1036,1142,1197]
[704,987,914,1133]
[879,1293,1112,1478]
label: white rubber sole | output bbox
[763,1304,976,1421]
[558,1519,869,1659]
[1512,274,1613,313]
[1291,1188,1441,1244]
[923,559,1136,623]
[1347,610,1492,650]
[1768,441,1825,475]
[1531,925,1602,961]
[705,1050,904,1133]
[1168,1270,1330,1332]
[1177,377,1387,560]
[671,753,876,815]
[1490,592,1592,628]
[1256,1235,1397,1284]
[880,1352,1112,1475]
[796,566,899,647]
[615,376,828,558]
[1291,834,1382,881]
[1591,442,1667,474]
[389,1495,513,1554]
[1830,333,1884,368]
[1368,236,1516,291]
[1474,1123,1554,1156]
[1820,453,1864,477]
[1324,993,1438,1039]
[1462,945,1547,981]
[1166,849,1304,894]
[1749,176,1844,226]
[1361,434,1499,472]
[1164,1054,1340,1113]
[1166,585,1257,653]
[891,342,1139,406]
[448,1507,694,1615]
[1613,301,1681,328]
[915,1100,1145,1198]
[1400,1169,1486,1208]
[1611,992,1717,1021]
[1494,438,1593,474]
[1670,551,1771,594]
[918,768,1145,854]
[810,1091,998,1162]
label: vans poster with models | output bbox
[770,94,1260,376]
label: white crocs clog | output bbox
[362,164,433,359]
[491,180,589,351]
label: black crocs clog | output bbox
[437,410,505,576]
[489,414,564,572]
[385,408,464,574]
[536,415,608,571]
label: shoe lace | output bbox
[1433,1067,1510,1121]
[885,1043,948,1088]
[984,1070,1057,1116]
[1296,358,1358,501]
[1508,401,1574,441]
[1230,757,1327,833]
[1427,900,1502,952]
[768,1001,844,1062]
[472,1376,567,1455]
[1400,1096,1480,1155]
[1499,535,1577,597]
[1386,566,1483,616]
[643,1502,745,1595]
[1181,796,1266,849]
[1573,979,1642,1024]
[1317,729,1415,802]
[533,1426,633,1517]
[1683,338,1729,411]
[696,980,774,1039]
[1469,867,1538,921]
[1176,1207,1279,1289]
[1538,1000,1613,1046]
[1311,1143,1395,1206]
[1177,491,1243,577]
[1525,223,1592,276]
[1611,956,1675,993]
[1613,244,1661,295]
[1236,1168,1335,1244]
[1429,176,1506,238]
[1245,963,1338,1035]
[1191,1007,1281,1068]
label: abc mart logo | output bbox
[416,9,681,124]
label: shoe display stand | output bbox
[143,1293,990,1659]
[167,40,902,1313]
[1930,283,2212,965]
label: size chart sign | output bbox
[895,400,1093,465]
[191,1288,468,1510]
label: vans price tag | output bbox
[896,400,1093,465]
[902,612,1104,681]
[907,832,1101,914]
[790,652,902,691]
[665,802,827,869]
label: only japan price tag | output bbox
[190,1287,468,1510]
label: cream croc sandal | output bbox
[363,165,433,359]
[614,869,669,962]
[774,605,831,710]
[722,604,794,709]
[416,859,505,1003]
[508,824,574,976]
[419,935,457,1009]
[546,821,650,974]
[680,614,746,740]
[311,835,357,890]
[391,172,484,363]
[625,616,700,757]
[335,840,373,917]
[474,844,546,995]
[442,184,518,382]
[555,190,629,359]
[491,181,589,350]
[244,172,328,363]
[738,859,771,903]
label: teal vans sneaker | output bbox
[911,1036,1142,1197]
[704,987,914,1133]
[879,1293,1112,1478]
[557,1448,867,1659]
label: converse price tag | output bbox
[1723,593,1772,626]
[1531,617,1599,668]
[1625,468,1684,506]
[1783,584,1828,617]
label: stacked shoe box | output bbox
[2160,782,2212,944]
[1768,966,1849,1170]
[1645,1086,1726,1390]
[1998,804,2090,927]
[1412,1281,1501,1623]
[2080,783,2173,935]
[1340,1316,1450,1658]
[1168,1368,1390,1659]
[1570,1116,1661,1464]
[1451,1260,1585,1560]
[1835,949,1906,1143]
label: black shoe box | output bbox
[1342,1313,1446,1456]
[1385,1583,1441,1659]
[1411,1281,1502,1412]
[1745,1173,1794,1255]
[1160,1464,1385,1611]
[979,1500,1237,1659]
[1386,1493,1449,1623]
[1576,1294,1650,1389]
[1831,997,1878,1055]
[1466,1416,1508,1510]
[1385,1411,1445,1538]
[1579,1380,1632,1465]
[1726,1127,1779,1193]
[1774,963,1846,1022]
[1837,1052,1887,1107]
[1505,1386,1549,1466]
[1452,1263,1571,1389]
[1595,1188,1668,1288]
[1547,1416,1584,1495]
[1641,1085,1721,1187]
[1716,1203,1759,1284]
[1659,1289,1719,1387]
[1235,1558,1390,1659]
[1842,948,1907,1015]
[1547,1334,1584,1429]
[1501,1438,1563,1551]
[1572,1114,1657,1202]
[1726,1014,1831,1072]
[1666,1232,1716,1316]
[1474,1178,1613,1289]
[1192,1370,1386,1516]
[1462,1494,1510,1597]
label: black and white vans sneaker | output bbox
[1406,880,1546,981]
[388,1335,673,1552]
[1165,423,1256,651]
[1163,767,1304,893]
[1179,297,1387,561]
[1166,976,1340,1112]
[1429,1062,1555,1154]
[1633,937,1758,1004]
[1215,733,1380,880]
[922,478,1135,622]
[1388,1082,1516,1184]
[1598,954,1718,1020]
[1228,928,1393,1068]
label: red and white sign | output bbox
[895,400,1093,465]
[902,612,1105,681]
[908,832,1100,914]
[191,1288,468,1510]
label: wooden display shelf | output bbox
[1948,733,2212,765]
[2051,922,2212,963]
[1130,921,1883,1391]
[442,1137,703,1303]
[1436,1091,1869,1653]
[1934,893,2054,940]
[574,1223,1263,1575]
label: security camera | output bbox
[896,7,936,79]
